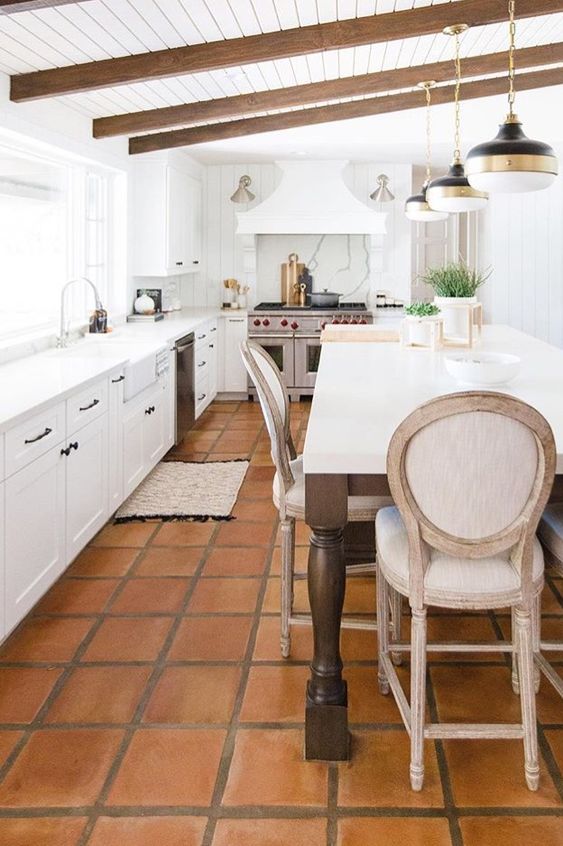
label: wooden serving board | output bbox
[281,257,304,305]
[321,326,400,343]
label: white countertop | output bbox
[303,325,563,475]
[0,308,222,433]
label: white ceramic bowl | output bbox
[444,352,521,386]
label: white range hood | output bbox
[236,160,386,235]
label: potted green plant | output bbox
[421,261,490,337]
[403,302,441,346]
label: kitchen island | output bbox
[302,325,563,761]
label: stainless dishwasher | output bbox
[175,333,195,444]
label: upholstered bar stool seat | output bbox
[535,503,563,697]
[273,456,391,521]
[378,506,545,605]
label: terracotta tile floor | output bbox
[0,399,561,846]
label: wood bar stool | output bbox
[376,392,555,791]
[240,339,396,658]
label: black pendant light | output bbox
[426,24,488,213]
[466,0,558,193]
[405,82,449,222]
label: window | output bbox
[0,144,113,341]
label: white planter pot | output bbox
[403,316,440,347]
[434,296,477,337]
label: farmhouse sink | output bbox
[52,339,164,401]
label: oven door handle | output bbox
[248,334,294,341]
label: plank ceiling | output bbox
[0,1,562,133]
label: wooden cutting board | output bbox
[281,253,304,306]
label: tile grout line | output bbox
[200,513,279,846]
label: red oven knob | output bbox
[359,318,367,324]
[340,319,349,325]
[332,318,340,324]
[290,321,299,330]
[321,321,327,329]
[280,318,288,327]
[253,318,261,326]
[350,319,358,325]
[263,318,270,326]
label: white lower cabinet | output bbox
[65,414,109,563]
[223,315,248,393]
[5,443,66,632]
[122,375,168,499]
[108,372,125,512]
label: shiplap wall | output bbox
[478,167,563,347]
[185,161,413,308]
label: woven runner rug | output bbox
[114,460,249,523]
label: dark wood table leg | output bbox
[304,473,349,761]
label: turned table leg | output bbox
[304,474,349,761]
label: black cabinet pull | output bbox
[61,441,78,457]
[79,398,99,412]
[197,361,206,367]
[197,393,206,402]
[209,344,214,349]
[197,334,206,340]
[210,327,217,332]
[192,260,199,264]
[175,261,183,266]
[25,427,52,445]
[112,375,125,383]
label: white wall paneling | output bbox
[478,167,563,347]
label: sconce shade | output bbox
[231,174,255,203]
[370,174,395,203]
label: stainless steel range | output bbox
[247,302,373,401]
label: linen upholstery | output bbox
[538,503,563,573]
[274,456,392,518]
[376,506,544,603]
[404,411,539,539]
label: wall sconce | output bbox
[370,173,395,203]
[230,175,255,203]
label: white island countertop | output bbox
[304,325,563,475]
[0,308,223,433]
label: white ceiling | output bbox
[0,0,561,166]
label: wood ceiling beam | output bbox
[94,42,563,139]
[0,0,92,13]
[10,0,563,101]
[128,66,563,155]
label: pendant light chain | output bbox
[508,0,517,118]
[425,82,433,182]
[453,29,462,163]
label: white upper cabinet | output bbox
[133,160,203,277]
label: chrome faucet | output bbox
[57,277,104,348]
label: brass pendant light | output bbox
[426,24,488,213]
[466,0,558,193]
[405,82,449,222]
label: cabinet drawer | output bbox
[195,324,210,349]
[195,375,210,419]
[6,402,66,477]
[66,378,108,433]
[195,344,210,382]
